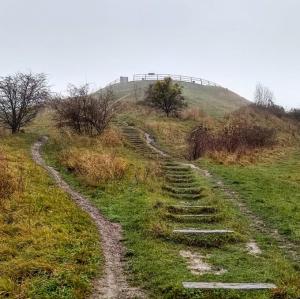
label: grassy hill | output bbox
[105,80,250,117]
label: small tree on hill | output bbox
[0,72,49,133]
[254,83,285,117]
[144,77,187,117]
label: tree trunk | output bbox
[11,126,18,134]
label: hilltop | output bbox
[103,76,250,117]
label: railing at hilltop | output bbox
[106,73,220,87]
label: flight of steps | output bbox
[122,126,160,159]
[122,126,277,292]
[161,159,239,247]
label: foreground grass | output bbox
[44,133,300,299]
[0,134,101,299]
[200,147,300,244]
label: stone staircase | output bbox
[121,126,277,293]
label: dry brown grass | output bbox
[179,107,206,121]
[145,120,188,154]
[133,160,163,189]
[59,148,127,185]
[98,128,124,147]
[0,152,23,202]
[188,105,300,165]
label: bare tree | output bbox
[254,83,275,107]
[52,84,119,136]
[254,83,285,117]
[0,73,49,133]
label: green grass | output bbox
[200,148,300,244]
[0,134,102,299]
[43,135,300,299]
[106,80,249,117]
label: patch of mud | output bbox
[32,137,146,299]
[246,241,262,255]
[180,250,227,276]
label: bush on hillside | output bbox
[52,84,119,136]
[288,108,300,121]
[188,120,276,160]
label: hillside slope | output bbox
[105,80,250,117]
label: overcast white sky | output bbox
[0,0,299,108]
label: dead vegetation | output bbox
[59,148,127,186]
[0,151,23,202]
[52,84,119,136]
[188,104,300,164]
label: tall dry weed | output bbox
[60,148,127,185]
[0,153,22,202]
[98,128,124,147]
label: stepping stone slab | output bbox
[164,186,202,194]
[165,173,194,177]
[168,214,219,223]
[163,166,191,171]
[173,229,234,234]
[167,177,197,183]
[182,282,276,290]
[168,205,218,214]
[169,193,203,200]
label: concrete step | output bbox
[166,177,196,183]
[168,214,219,223]
[167,181,200,188]
[162,162,183,167]
[163,185,203,194]
[173,229,234,234]
[182,282,276,290]
[163,167,192,172]
[168,205,218,214]
[168,193,203,200]
[165,172,194,178]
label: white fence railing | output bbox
[106,73,220,87]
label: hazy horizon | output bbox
[0,0,299,109]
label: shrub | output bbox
[288,108,300,121]
[98,128,124,147]
[188,124,213,160]
[60,148,127,185]
[188,120,276,160]
[218,120,276,152]
[52,84,119,136]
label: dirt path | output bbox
[31,137,146,299]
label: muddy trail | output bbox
[31,137,146,299]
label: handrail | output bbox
[106,73,220,87]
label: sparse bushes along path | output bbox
[31,137,146,299]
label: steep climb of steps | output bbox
[121,126,277,293]
[122,126,160,159]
